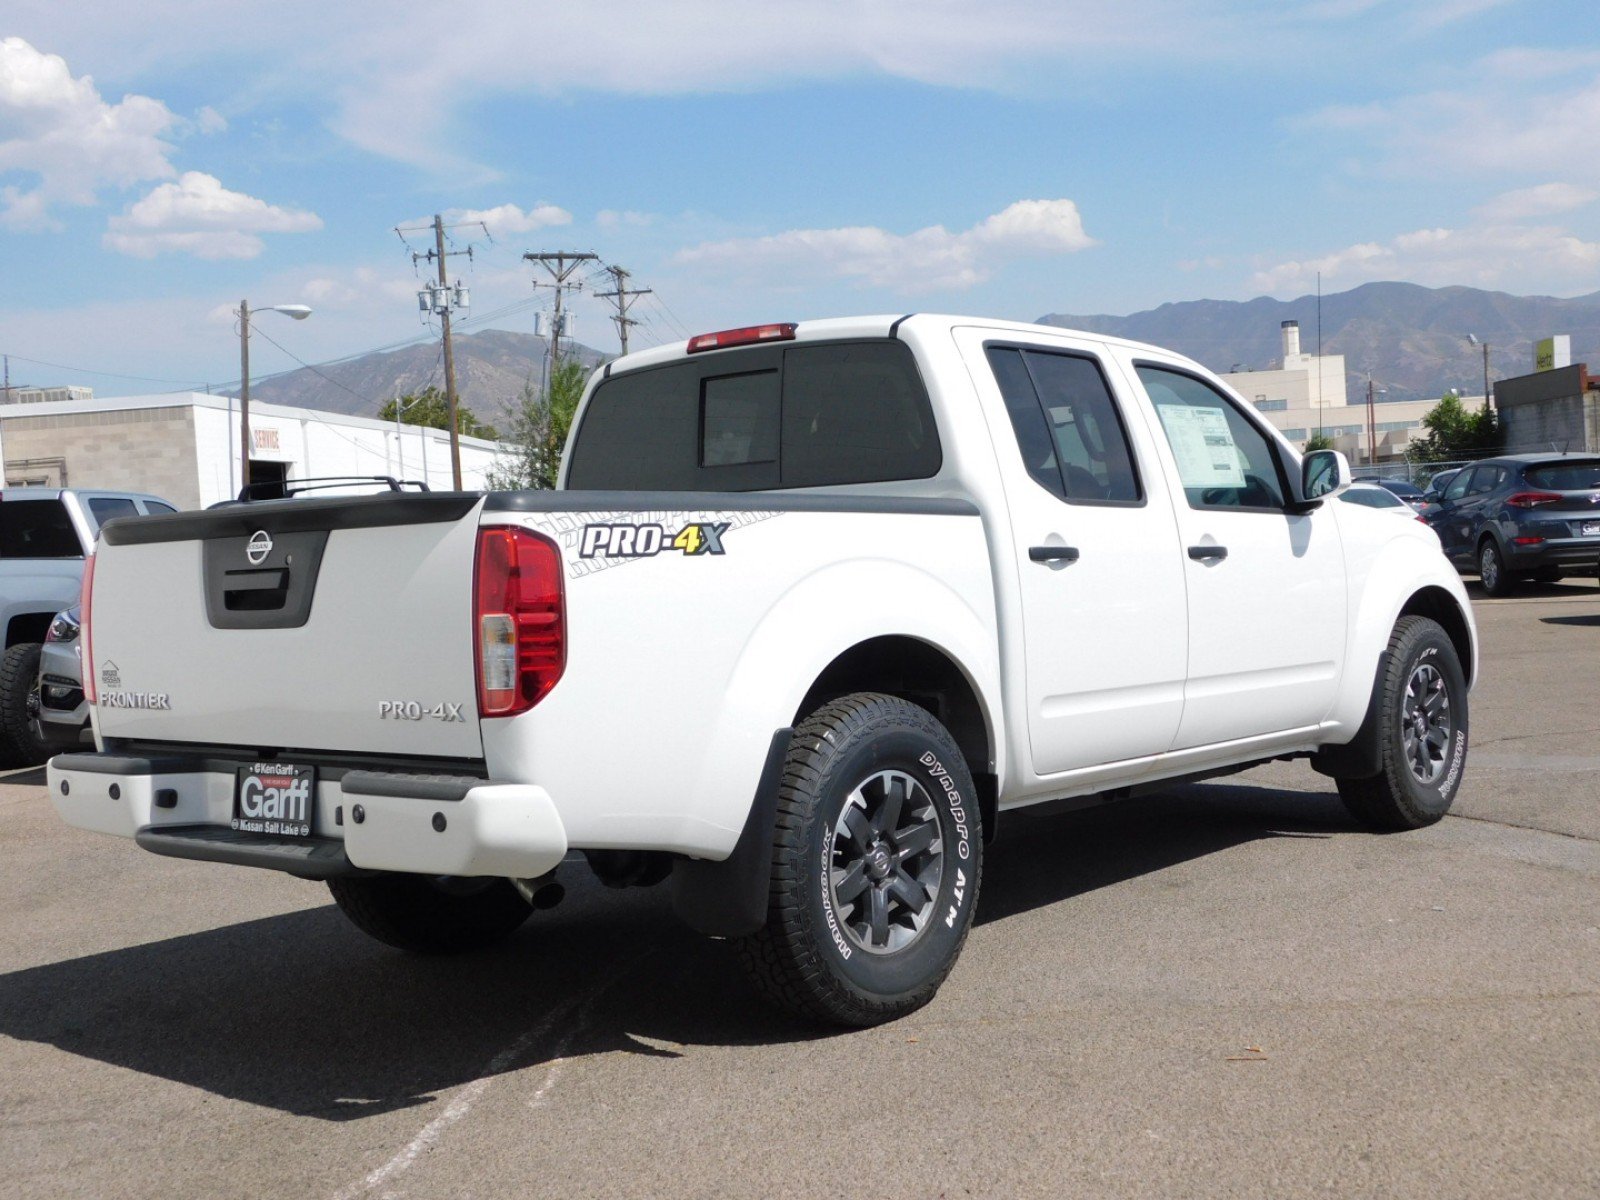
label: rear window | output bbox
[1525,460,1600,490]
[566,340,940,491]
[0,499,82,558]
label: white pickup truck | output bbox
[48,315,1476,1026]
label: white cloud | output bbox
[194,105,227,134]
[675,200,1095,292]
[104,171,321,259]
[1252,223,1600,295]
[597,209,655,229]
[1296,71,1600,185]
[0,36,178,227]
[1474,182,1598,223]
[443,202,571,235]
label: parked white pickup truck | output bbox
[49,315,1476,1026]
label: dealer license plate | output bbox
[1582,521,1600,536]
[232,762,317,838]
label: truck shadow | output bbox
[0,782,1353,1120]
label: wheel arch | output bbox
[1398,585,1476,687]
[793,634,998,842]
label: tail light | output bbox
[474,527,565,717]
[1507,491,1562,508]
[1513,536,1546,546]
[81,553,98,704]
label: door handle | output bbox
[1029,545,1080,563]
[1187,545,1228,562]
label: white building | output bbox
[1218,321,1484,465]
[0,391,508,509]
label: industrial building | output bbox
[0,392,505,509]
[1219,321,1486,465]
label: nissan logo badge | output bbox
[246,530,273,565]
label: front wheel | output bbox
[737,693,982,1027]
[0,643,49,766]
[1336,616,1469,831]
[328,874,533,953]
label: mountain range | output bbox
[241,283,1600,419]
[1040,282,1600,403]
[244,329,606,424]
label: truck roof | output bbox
[602,313,1193,378]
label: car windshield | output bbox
[1525,460,1600,490]
[1381,481,1423,498]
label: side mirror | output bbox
[1299,449,1351,506]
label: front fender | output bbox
[1324,531,1476,746]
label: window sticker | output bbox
[1156,404,1245,487]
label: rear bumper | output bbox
[46,753,568,881]
[1503,538,1600,572]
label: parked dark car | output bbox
[1371,477,1426,509]
[1423,454,1600,595]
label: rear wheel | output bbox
[736,693,982,1027]
[1477,539,1514,597]
[1336,616,1469,831]
[0,643,49,767]
[327,874,533,953]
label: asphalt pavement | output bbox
[2,581,1597,1199]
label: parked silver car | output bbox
[28,605,89,753]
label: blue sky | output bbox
[3,1,1598,402]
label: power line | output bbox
[0,351,211,389]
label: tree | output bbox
[1304,431,1335,453]
[487,359,589,490]
[378,386,498,441]
[1413,390,1500,463]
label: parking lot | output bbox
[2,581,1597,1200]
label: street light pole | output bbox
[237,301,312,495]
[1468,334,1492,411]
[239,299,250,490]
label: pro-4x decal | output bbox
[579,522,730,559]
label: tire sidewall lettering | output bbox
[809,725,978,996]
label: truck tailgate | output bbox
[90,493,486,759]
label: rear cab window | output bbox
[566,340,939,491]
[0,499,83,558]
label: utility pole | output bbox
[594,265,652,357]
[523,251,597,390]
[399,215,477,489]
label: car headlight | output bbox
[46,610,81,644]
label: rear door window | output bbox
[0,500,82,558]
[87,497,138,527]
[985,345,1142,503]
[567,340,938,491]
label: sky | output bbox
[2,0,1598,403]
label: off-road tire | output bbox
[327,874,533,953]
[1337,616,1469,831]
[736,693,983,1027]
[1477,539,1514,597]
[0,643,48,767]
